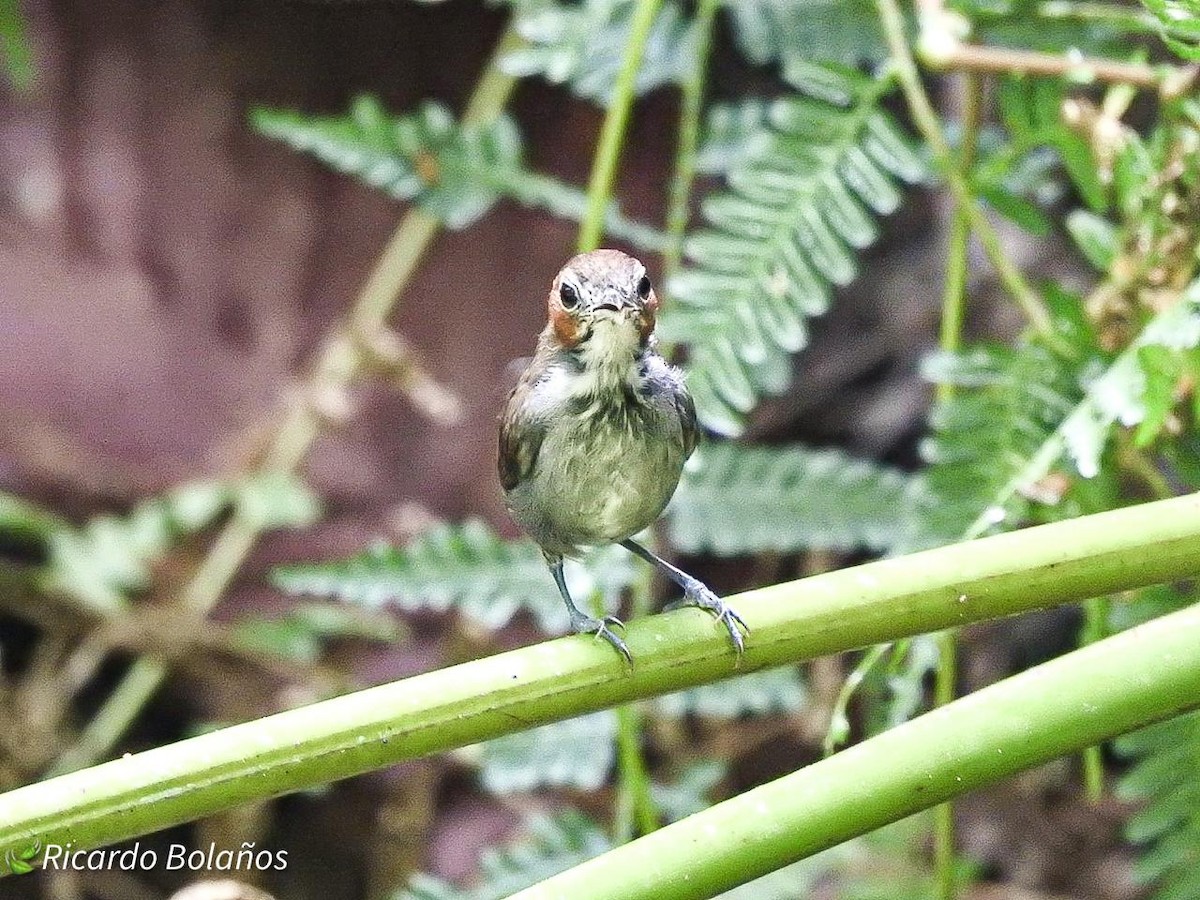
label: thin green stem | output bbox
[662,0,720,280]
[613,561,661,841]
[932,72,980,900]
[512,599,1200,900]
[875,0,1069,355]
[6,494,1200,871]
[45,25,525,777]
[576,0,664,253]
[1080,595,1110,802]
[575,0,663,835]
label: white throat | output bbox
[577,316,642,393]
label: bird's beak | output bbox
[593,295,637,315]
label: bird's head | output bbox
[545,250,659,355]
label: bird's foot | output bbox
[569,610,631,664]
[665,581,749,657]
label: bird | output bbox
[498,248,748,662]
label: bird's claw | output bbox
[569,611,631,664]
[665,583,749,658]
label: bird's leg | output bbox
[620,539,748,656]
[547,555,630,663]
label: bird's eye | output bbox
[637,275,652,299]
[559,283,580,309]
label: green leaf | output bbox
[655,666,807,718]
[0,491,68,552]
[234,472,320,530]
[500,0,695,104]
[230,603,403,663]
[476,710,617,793]
[723,0,889,73]
[696,101,772,175]
[0,0,33,91]
[271,519,634,634]
[252,97,663,248]
[1113,585,1200,899]
[1141,0,1200,60]
[394,810,611,900]
[663,76,925,433]
[253,98,520,229]
[1065,209,1118,270]
[977,182,1052,236]
[43,480,237,615]
[667,442,921,555]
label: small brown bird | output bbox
[498,249,748,662]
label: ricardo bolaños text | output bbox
[41,842,288,872]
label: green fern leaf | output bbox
[394,810,611,900]
[667,442,920,555]
[44,479,243,614]
[655,666,807,718]
[1113,586,1200,900]
[723,0,888,74]
[253,98,519,229]
[475,711,617,793]
[251,97,663,248]
[696,101,772,175]
[663,75,926,434]
[271,519,634,634]
[499,0,695,104]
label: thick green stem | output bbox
[662,0,720,279]
[511,599,1200,900]
[875,0,1068,354]
[45,27,524,777]
[576,0,664,253]
[4,494,1200,872]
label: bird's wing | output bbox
[497,374,546,493]
[674,380,699,460]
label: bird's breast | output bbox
[510,374,686,553]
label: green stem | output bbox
[932,72,980,900]
[875,0,1069,355]
[45,26,525,778]
[575,0,663,836]
[576,0,664,253]
[662,0,720,279]
[5,494,1200,870]
[511,599,1200,900]
[1080,594,1110,802]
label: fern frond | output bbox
[695,100,771,176]
[668,442,920,555]
[655,666,806,718]
[723,0,888,76]
[1113,586,1200,900]
[499,0,695,104]
[475,711,617,793]
[251,97,663,248]
[395,810,611,900]
[271,519,634,635]
[662,74,926,434]
[45,478,286,615]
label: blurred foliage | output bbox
[0,0,32,91]
[6,0,1200,896]
[668,442,921,554]
[272,518,633,634]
